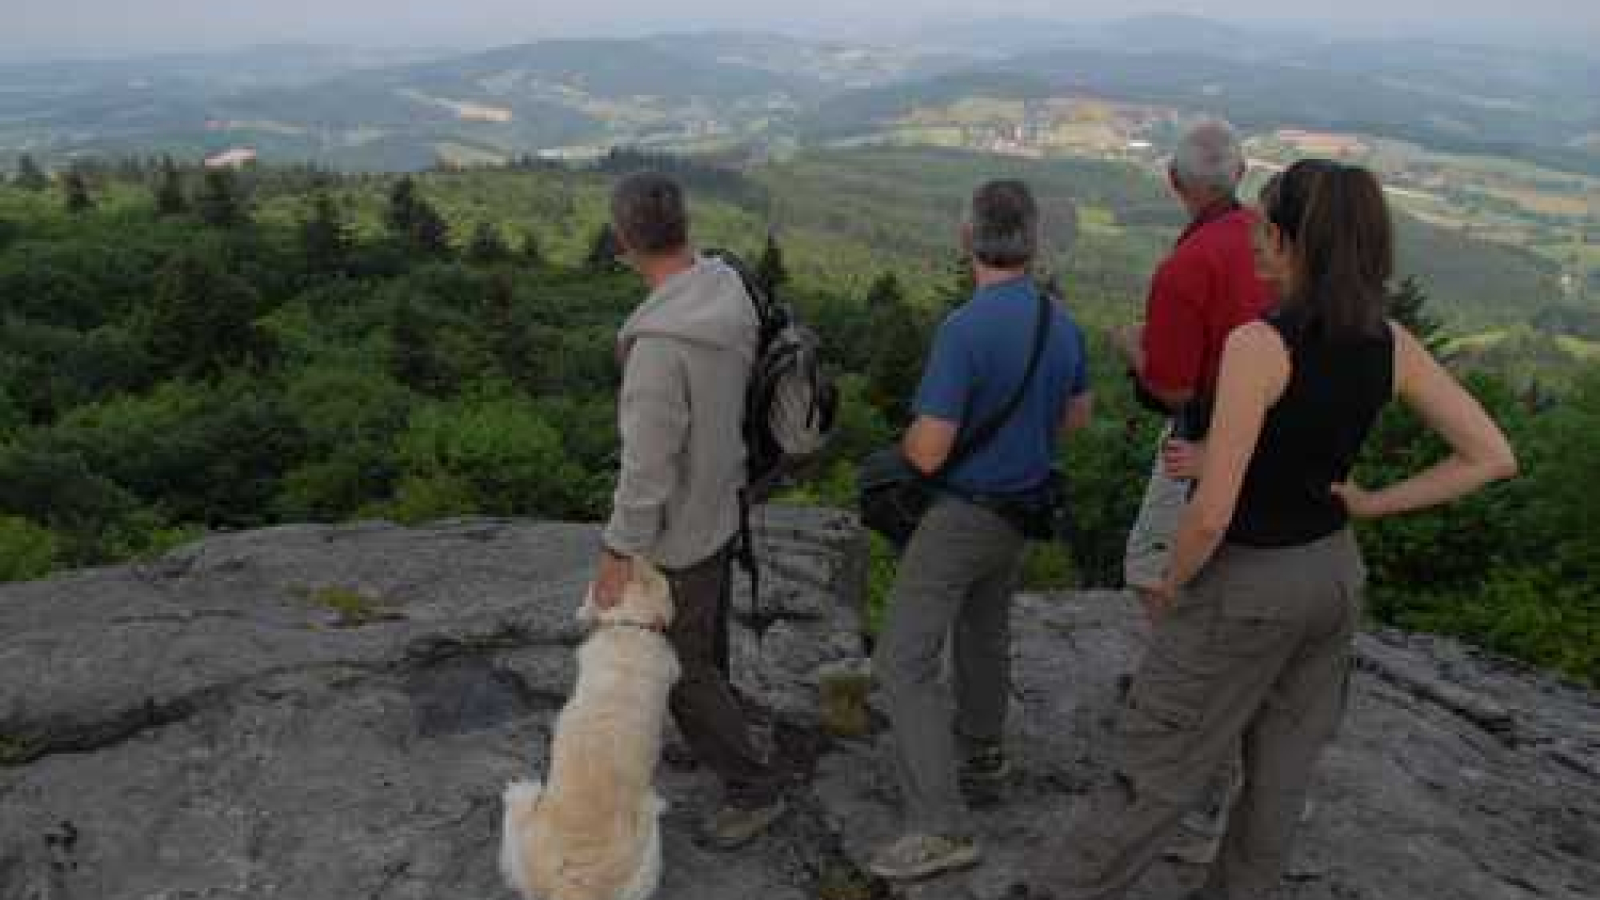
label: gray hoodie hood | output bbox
[619,255,759,362]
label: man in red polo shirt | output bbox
[1116,118,1273,604]
[1113,118,1274,866]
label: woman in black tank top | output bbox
[1030,161,1518,899]
[1225,303,1394,547]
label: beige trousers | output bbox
[1036,530,1365,899]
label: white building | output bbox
[204,148,258,169]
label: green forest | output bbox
[0,149,1595,685]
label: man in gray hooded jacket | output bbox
[591,171,787,849]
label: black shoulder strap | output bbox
[703,247,781,343]
[933,290,1055,480]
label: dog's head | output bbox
[578,556,674,631]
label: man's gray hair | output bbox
[1171,119,1246,195]
[968,179,1038,268]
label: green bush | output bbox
[140,251,275,378]
[272,364,413,520]
[365,473,481,525]
[54,379,304,527]
[0,161,1595,687]
[0,516,58,582]
[1386,567,1598,685]
[100,510,204,562]
[1022,541,1077,591]
[393,396,586,519]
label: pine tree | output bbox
[865,271,903,310]
[485,273,533,387]
[153,157,187,216]
[551,187,576,223]
[939,252,977,311]
[517,231,544,267]
[409,201,452,258]
[1388,276,1445,348]
[486,272,516,329]
[385,177,451,257]
[466,222,510,265]
[583,224,623,272]
[145,252,270,377]
[299,191,349,276]
[14,154,48,191]
[754,230,790,297]
[864,274,930,425]
[388,298,443,393]
[386,176,420,238]
[61,169,93,214]
[195,167,247,228]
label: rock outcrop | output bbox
[1,508,1596,900]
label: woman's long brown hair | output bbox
[1266,160,1394,340]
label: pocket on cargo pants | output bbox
[1114,584,1219,803]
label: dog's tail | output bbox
[500,779,545,897]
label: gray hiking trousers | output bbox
[875,496,1027,836]
[1034,529,1365,899]
[663,547,783,806]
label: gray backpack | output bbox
[704,248,838,639]
[705,249,838,499]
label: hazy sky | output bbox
[7,0,1598,57]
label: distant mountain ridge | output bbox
[2,18,1596,174]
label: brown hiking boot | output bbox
[701,797,788,850]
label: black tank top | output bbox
[1227,306,1395,548]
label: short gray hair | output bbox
[1171,119,1245,195]
[610,171,688,254]
[968,180,1038,268]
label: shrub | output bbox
[393,397,586,519]
[0,516,58,583]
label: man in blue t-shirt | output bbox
[869,180,1093,882]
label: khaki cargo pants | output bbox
[1124,423,1188,592]
[1035,530,1365,899]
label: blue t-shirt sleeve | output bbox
[914,318,973,423]
[1070,322,1090,397]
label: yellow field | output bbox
[1479,185,1594,218]
[899,98,1024,128]
[886,126,968,148]
[1043,122,1123,152]
[1447,331,1509,354]
[1077,204,1120,234]
[433,142,507,167]
[1556,335,1600,360]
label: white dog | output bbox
[501,557,680,900]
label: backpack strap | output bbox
[704,247,781,341]
[734,486,772,643]
[704,247,782,645]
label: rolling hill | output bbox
[5,20,1597,174]
[0,22,1590,339]
[1,37,835,168]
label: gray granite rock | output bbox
[1,510,1596,900]
[815,594,1600,900]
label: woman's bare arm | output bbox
[1161,323,1291,595]
[1332,323,1518,518]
